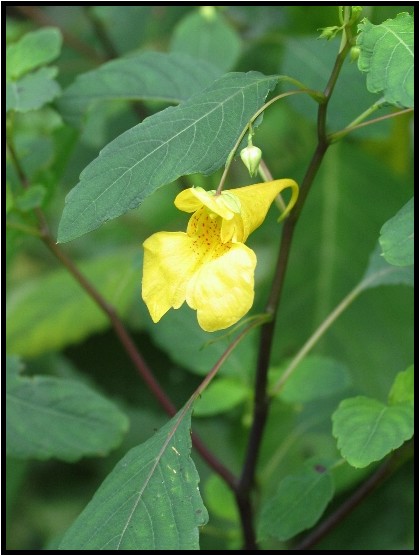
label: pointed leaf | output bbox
[332,396,414,468]
[59,407,208,550]
[6,27,62,80]
[6,356,129,461]
[58,52,221,126]
[359,243,414,291]
[57,71,278,242]
[379,197,414,266]
[357,13,414,108]
[258,462,334,541]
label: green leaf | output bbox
[57,71,278,243]
[6,67,61,113]
[143,304,256,377]
[359,243,414,291]
[90,6,185,55]
[379,198,414,266]
[6,355,129,461]
[266,140,413,399]
[332,396,414,468]
[388,365,414,406]
[59,407,208,549]
[170,8,242,72]
[6,27,62,80]
[58,51,221,126]
[272,355,352,403]
[14,184,47,212]
[204,474,239,522]
[6,249,139,357]
[258,462,334,541]
[281,37,391,135]
[357,13,414,108]
[193,377,250,417]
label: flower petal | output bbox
[175,187,235,220]
[186,243,257,332]
[228,179,299,241]
[174,187,204,213]
[142,232,198,322]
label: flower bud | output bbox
[350,46,360,62]
[240,145,262,177]
[318,25,341,40]
[349,6,363,25]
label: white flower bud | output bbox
[240,145,262,177]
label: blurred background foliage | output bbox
[6,5,413,550]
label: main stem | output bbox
[235,37,351,550]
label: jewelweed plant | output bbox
[6,5,414,552]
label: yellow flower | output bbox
[142,179,298,332]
